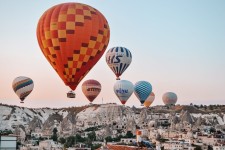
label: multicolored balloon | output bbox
[144,92,155,108]
[12,76,34,103]
[162,92,177,105]
[37,3,110,92]
[105,47,132,80]
[134,81,152,105]
[82,79,101,103]
[113,80,133,105]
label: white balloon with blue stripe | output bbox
[105,47,132,80]
[134,81,152,105]
[113,80,134,105]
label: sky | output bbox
[0,0,225,108]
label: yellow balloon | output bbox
[144,92,155,107]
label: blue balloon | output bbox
[134,81,152,104]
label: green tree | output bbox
[16,141,21,149]
[59,137,66,144]
[209,127,216,133]
[52,134,58,142]
[75,134,85,142]
[51,128,58,141]
[194,105,199,109]
[192,144,202,150]
[209,105,213,110]
[53,128,58,134]
[39,137,44,141]
[65,136,75,148]
[88,131,96,141]
[91,144,102,150]
[208,145,213,150]
[126,131,134,138]
[105,136,113,142]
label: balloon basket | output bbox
[116,77,120,80]
[141,104,144,106]
[89,102,93,105]
[20,101,24,104]
[67,91,76,98]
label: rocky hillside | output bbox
[0,103,87,131]
[0,103,225,138]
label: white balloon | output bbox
[106,47,132,80]
[113,80,134,105]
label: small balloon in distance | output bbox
[12,76,34,103]
[82,79,101,104]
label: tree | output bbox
[192,144,202,150]
[87,131,96,141]
[59,137,66,144]
[208,145,213,150]
[52,134,58,142]
[105,136,113,142]
[75,134,85,143]
[91,144,102,150]
[194,105,199,109]
[64,136,75,148]
[126,131,134,138]
[53,128,58,135]
[209,105,213,110]
[51,128,58,141]
[209,127,216,133]
[16,141,21,149]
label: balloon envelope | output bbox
[144,92,155,107]
[12,76,34,103]
[134,81,152,104]
[37,3,110,91]
[82,79,101,103]
[162,92,177,105]
[106,47,132,80]
[114,80,133,105]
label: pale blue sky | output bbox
[0,1,224,108]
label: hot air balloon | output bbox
[12,76,34,103]
[113,80,133,105]
[36,3,110,98]
[134,81,152,105]
[105,47,132,80]
[162,92,177,106]
[144,92,155,108]
[82,79,101,104]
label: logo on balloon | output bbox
[106,55,123,64]
[116,88,128,94]
[106,47,132,80]
[87,88,101,92]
